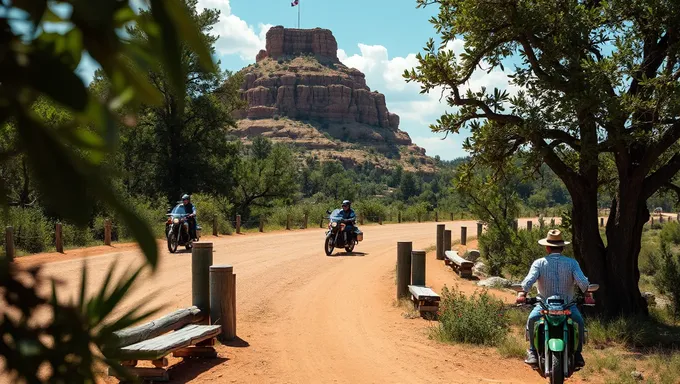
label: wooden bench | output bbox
[445,250,474,278]
[106,306,221,382]
[408,285,441,316]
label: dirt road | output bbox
[11,219,565,384]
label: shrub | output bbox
[661,221,680,245]
[433,285,509,346]
[192,193,234,234]
[655,240,680,320]
[62,223,94,248]
[5,207,52,254]
[497,334,526,359]
[639,240,661,276]
[113,196,166,240]
[354,199,387,223]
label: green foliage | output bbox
[661,221,680,245]
[655,241,680,320]
[434,286,509,346]
[3,207,52,254]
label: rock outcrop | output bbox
[262,26,338,62]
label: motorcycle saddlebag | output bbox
[355,229,363,242]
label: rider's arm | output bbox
[571,259,590,293]
[521,259,542,292]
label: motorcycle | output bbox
[324,209,363,256]
[512,283,599,384]
[166,203,200,253]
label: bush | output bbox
[192,193,234,234]
[433,285,509,346]
[354,199,386,223]
[62,223,94,248]
[113,196,166,240]
[661,221,680,245]
[5,207,52,254]
[639,240,661,276]
[655,240,680,320]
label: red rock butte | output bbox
[257,26,339,63]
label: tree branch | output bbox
[643,152,680,199]
[637,122,680,177]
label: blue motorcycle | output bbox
[165,203,200,253]
[324,209,363,256]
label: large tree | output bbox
[407,0,680,316]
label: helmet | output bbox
[181,194,190,200]
[342,200,351,206]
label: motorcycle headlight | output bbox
[173,218,179,224]
[331,222,338,228]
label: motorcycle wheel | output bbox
[550,351,564,384]
[345,240,355,253]
[167,231,179,253]
[324,236,334,256]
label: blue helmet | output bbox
[182,194,190,201]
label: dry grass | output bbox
[497,333,527,359]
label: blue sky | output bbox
[76,0,518,160]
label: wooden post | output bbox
[55,222,64,253]
[319,216,324,228]
[379,216,383,225]
[259,217,264,232]
[435,211,439,222]
[396,242,412,299]
[209,265,236,341]
[411,250,426,286]
[527,220,533,232]
[303,213,308,229]
[359,213,364,225]
[286,215,291,230]
[236,215,241,234]
[444,229,452,251]
[398,211,402,223]
[417,213,421,223]
[213,217,218,236]
[5,226,14,262]
[436,224,445,260]
[104,219,112,246]
[600,218,604,227]
[477,222,483,238]
[461,226,467,246]
[192,242,213,323]
[450,213,454,221]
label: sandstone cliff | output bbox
[233,26,433,173]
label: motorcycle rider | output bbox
[339,200,357,243]
[516,229,590,368]
[181,194,198,241]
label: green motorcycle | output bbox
[512,284,599,384]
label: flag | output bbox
[291,0,298,6]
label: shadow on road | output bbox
[166,357,229,382]
[329,251,369,257]
[223,336,250,348]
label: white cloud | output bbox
[337,40,518,160]
[197,0,271,61]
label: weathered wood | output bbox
[359,213,364,225]
[5,226,14,262]
[118,324,221,360]
[408,285,440,300]
[450,212,454,221]
[232,274,237,338]
[192,242,213,321]
[527,220,533,232]
[461,226,467,245]
[477,222,483,238]
[303,213,308,229]
[108,367,169,382]
[104,219,112,245]
[110,306,205,349]
[259,217,265,232]
[213,217,218,236]
[379,216,383,225]
[152,357,169,368]
[396,242,412,299]
[436,224,445,260]
[444,229,452,252]
[55,222,64,253]
[172,346,218,358]
[210,265,236,342]
[445,250,474,278]
[435,211,439,222]
[236,215,241,234]
[398,211,402,223]
[411,250,426,286]
[121,360,137,367]
[286,214,291,230]
[417,213,421,223]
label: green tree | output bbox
[408,0,680,316]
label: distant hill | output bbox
[232,26,435,173]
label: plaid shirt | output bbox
[521,253,590,303]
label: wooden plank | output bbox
[445,251,474,268]
[173,346,218,358]
[408,285,440,300]
[108,367,169,382]
[118,324,221,360]
[417,305,439,312]
[110,306,205,349]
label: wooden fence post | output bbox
[477,222,483,238]
[450,212,454,221]
[398,211,402,223]
[444,229,452,251]
[436,224,445,260]
[319,216,324,228]
[379,216,383,225]
[461,226,467,246]
[527,220,533,232]
[5,226,14,262]
[411,250,426,286]
[259,217,264,233]
[104,219,112,246]
[213,217,218,236]
[396,242,413,299]
[359,213,364,225]
[55,222,64,253]
[236,215,241,234]
[210,265,236,341]
[192,242,213,324]
[435,211,439,222]
[303,213,308,229]
[286,215,291,230]
[417,213,421,223]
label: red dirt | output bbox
[3,219,591,384]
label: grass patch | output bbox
[587,315,680,349]
[432,285,509,346]
[497,333,526,359]
[393,298,420,319]
[505,307,529,328]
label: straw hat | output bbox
[538,229,571,247]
